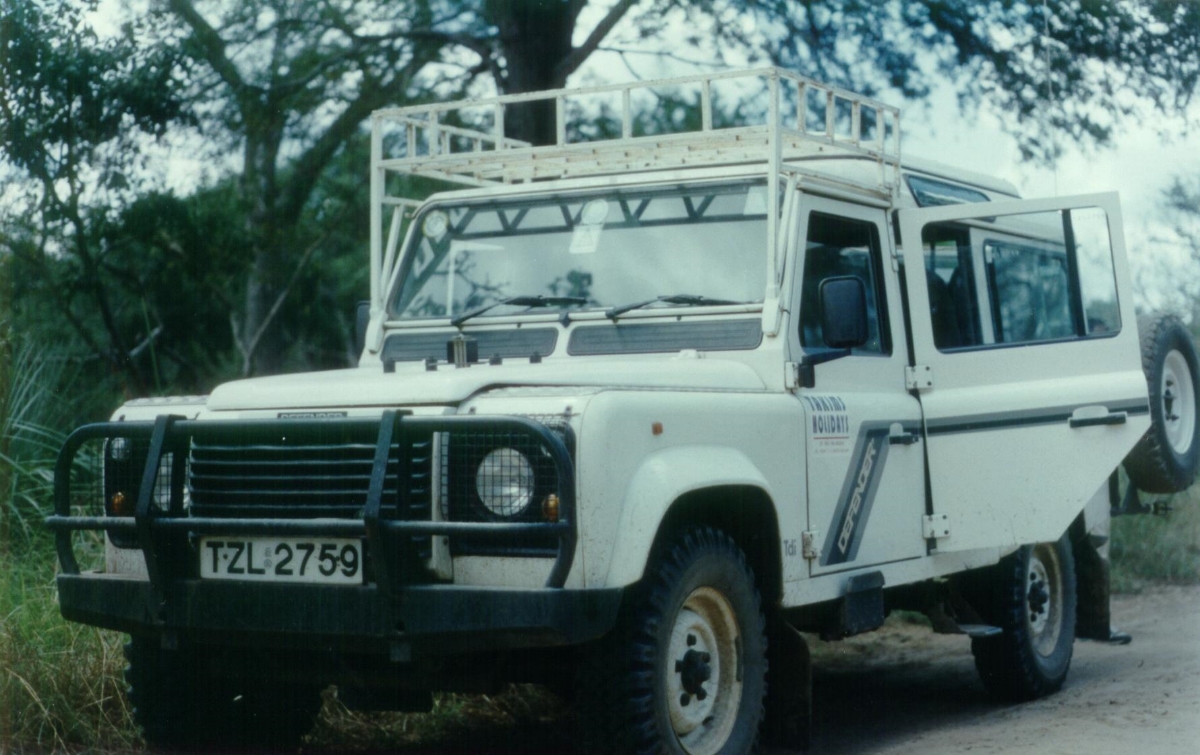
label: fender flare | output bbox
[601,445,774,588]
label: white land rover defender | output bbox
[50,68,1200,754]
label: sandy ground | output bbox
[776,585,1200,755]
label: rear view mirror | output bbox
[820,276,869,349]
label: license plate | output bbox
[200,537,363,585]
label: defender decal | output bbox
[819,422,898,566]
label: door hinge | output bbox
[922,514,950,540]
[785,362,800,391]
[905,364,934,391]
[801,530,821,561]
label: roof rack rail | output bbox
[368,67,901,305]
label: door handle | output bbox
[1068,411,1127,429]
[888,430,921,445]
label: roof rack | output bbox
[368,67,901,305]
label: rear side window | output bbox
[921,206,1120,350]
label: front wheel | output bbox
[579,527,767,755]
[971,536,1077,701]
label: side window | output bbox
[986,240,1074,343]
[920,207,1120,350]
[922,224,982,349]
[799,212,889,355]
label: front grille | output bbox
[187,424,434,557]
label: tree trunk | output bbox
[487,0,578,145]
[239,112,289,376]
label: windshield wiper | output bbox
[605,294,746,319]
[450,295,588,328]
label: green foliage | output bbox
[0,0,191,395]
[0,0,185,180]
[654,0,1200,162]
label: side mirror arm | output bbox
[798,348,851,389]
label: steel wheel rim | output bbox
[666,586,742,755]
[1162,349,1196,455]
[1026,545,1063,657]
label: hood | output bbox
[205,358,766,411]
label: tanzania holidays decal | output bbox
[819,422,895,567]
[801,394,851,455]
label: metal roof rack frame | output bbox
[368,66,902,312]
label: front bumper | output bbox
[57,574,623,654]
[48,411,603,653]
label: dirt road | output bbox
[304,586,1199,754]
[785,585,1200,755]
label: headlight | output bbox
[108,437,132,461]
[475,448,535,518]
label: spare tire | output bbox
[1125,314,1200,493]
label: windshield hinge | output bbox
[784,362,800,391]
[905,364,934,391]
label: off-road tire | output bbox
[124,636,321,751]
[971,536,1077,702]
[578,527,767,755]
[1125,314,1200,493]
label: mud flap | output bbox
[1072,516,1131,644]
[763,613,812,751]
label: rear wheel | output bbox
[124,636,322,751]
[971,537,1076,701]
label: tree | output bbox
[9,0,1200,384]
[0,0,187,394]
[155,0,470,375]
[1152,177,1200,328]
[575,1,1200,162]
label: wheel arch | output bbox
[601,463,783,605]
[654,485,784,605]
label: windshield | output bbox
[390,180,769,321]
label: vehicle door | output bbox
[896,194,1149,554]
[790,194,927,577]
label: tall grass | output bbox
[1,341,138,752]
[2,344,82,547]
[1111,482,1200,591]
[1,554,139,752]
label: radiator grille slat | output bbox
[187,427,433,558]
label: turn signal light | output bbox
[110,491,132,516]
[542,494,560,522]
